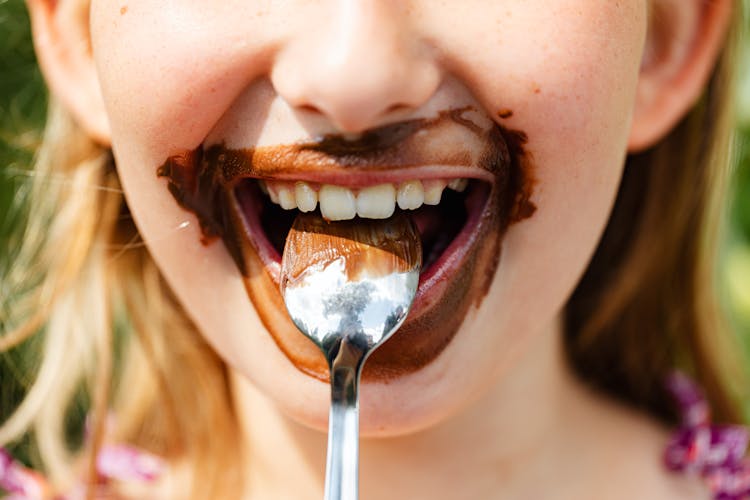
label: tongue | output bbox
[410,205,445,258]
[280,212,422,286]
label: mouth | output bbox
[236,174,490,286]
[157,107,534,381]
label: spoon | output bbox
[280,212,422,500]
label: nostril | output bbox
[296,101,415,131]
[386,103,411,114]
[293,99,415,134]
[298,103,323,115]
[298,102,410,118]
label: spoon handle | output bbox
[324,340,365,500]
[324,396,359,500]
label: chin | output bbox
[245,311,488,438]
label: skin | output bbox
[89,0,646,434]
[27,0,734,497]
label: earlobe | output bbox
[628,0,732,152]
[26,0,111,145]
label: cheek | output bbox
[89,1,275,157]
[440,3,647,349]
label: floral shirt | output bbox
[664,373,750,499]
[0,445,163,499]
[2,373,748,499]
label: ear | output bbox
[26,0,111,145]
[628,0,733,152]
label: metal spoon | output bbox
[280,212,422,500]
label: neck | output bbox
[232,318,602,499]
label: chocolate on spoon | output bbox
[280,212,421,500]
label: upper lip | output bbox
[234,165,493,187]
[208,106,504,188]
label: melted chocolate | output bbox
[157,107,535,381]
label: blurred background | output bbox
[0,0,749,452]
[727,6,750,347]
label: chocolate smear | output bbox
[156,107,537,381]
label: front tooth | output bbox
[357,184,396,219]
[266,182,281,204]
[295,182,318,213]
[397,180,424,210]
[423,180,447,205]
[319,185,357,221]
[278,184,297,210]
[448,178,468,192]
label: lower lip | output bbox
[231,178,504,382]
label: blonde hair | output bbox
[1,100,242,497]
[0,2,747,499]
[565,3,748,424]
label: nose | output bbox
[271,1,441,133]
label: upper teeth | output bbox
[259,178,468,221]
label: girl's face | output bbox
[89,1,647,434]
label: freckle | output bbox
[497,109,513,119]
[120,5,128,15]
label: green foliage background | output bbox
[726,8,750,338]
[0,0,45,240]
[0,0,749,469]
[0,0,48,468]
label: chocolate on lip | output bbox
[157,106,535,382]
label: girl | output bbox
[1,0,749,498]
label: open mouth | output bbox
[235,175,490,287]
[156,107,534,381]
